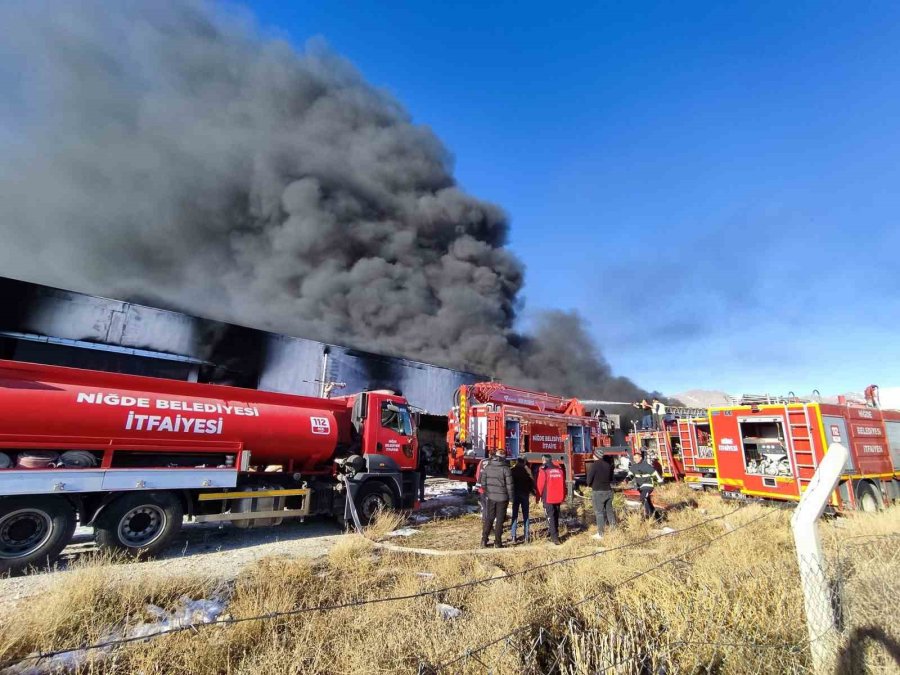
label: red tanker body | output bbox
[0,365,346,472]
[0,360,420,573]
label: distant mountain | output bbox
[816,391,864,405]
[671,390,732,408]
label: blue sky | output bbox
[245,1,899,396]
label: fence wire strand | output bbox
[2,505,748,671]
[6,507,897,674]
[428,507,778,673]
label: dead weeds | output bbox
[0,488,896,674]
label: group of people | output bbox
[633,398,668,430]
[474,446,665,547]
[476,452,567,547]
[586,446,664,532]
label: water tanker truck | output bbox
[0,360,420,573]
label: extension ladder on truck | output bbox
[679,422,696,474]
[649,429,680,480]
[786,404,818,495]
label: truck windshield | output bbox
[381,402,414,436]
[568,425,589,454]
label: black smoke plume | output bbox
[0,0,649,402]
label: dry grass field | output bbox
[0,484,896,674]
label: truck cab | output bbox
[343,390,418,472]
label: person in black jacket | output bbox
[509,457,536,543]
[586,452,617,539]
[416,444,430,502]
[480,450,514,547]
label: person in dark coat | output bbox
[416,444,430,502]
[586,451,616,539]
[509,457,536,543]
[480,450,514,547]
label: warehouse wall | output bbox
[0,277,482,413]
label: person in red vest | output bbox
[535,454,567,545]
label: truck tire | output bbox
[856,482,882,513]
[94,492,183,557]
[354,482,395,524]
[0,496,76,574]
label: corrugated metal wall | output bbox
[0,277,483,413]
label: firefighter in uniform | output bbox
[535,454,566,545]
[629,449,663,520]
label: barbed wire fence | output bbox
[0,506,750,672]
[3,463,895,674]
[830,533,900,674]
[419,514,897,675]
[419,508,787,674]
[416,440,894,675]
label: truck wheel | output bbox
[354,482,395,524]
[95,492,183,557]
[856,483,882,513]
[0,497,76,574]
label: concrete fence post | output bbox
[790,441,849,673]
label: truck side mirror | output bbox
[351,393,368,432]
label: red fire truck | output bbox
[0,360,420,573]
[628,408,717,489]
[446,383,619,493]
[708,395,900,511]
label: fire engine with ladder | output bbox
[707,393,900,511]
[627,407,717,488]
[446,383,621,494]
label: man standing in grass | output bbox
[587,451,616,539]
[480,450,514,548]
[536,454,566,545]
[509,457,536,544]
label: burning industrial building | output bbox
[0,0,648,403]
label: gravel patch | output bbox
[0,519,344,615]
[0,478,471,615]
